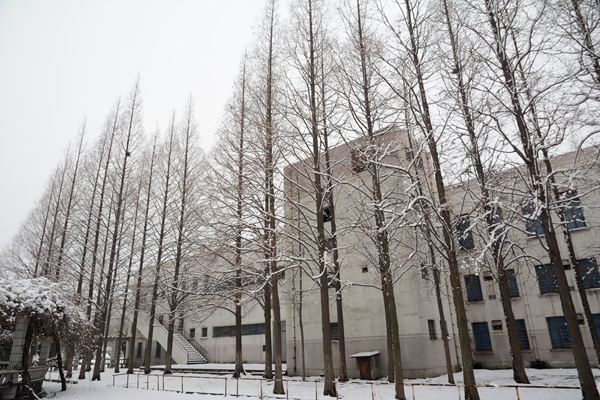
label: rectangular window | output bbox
[428,320,437,340]
[576,258,600,289]
[547,316,571,349]
[493,207,506,242]
[158,315,164,325]
[507,269,520,298]
[189,328,196,339]
[330,323,339,341]
[593,314,600,339]
[323,207,332,222]
[179,318,184,329]
[155,343,162,358]
[465,275,483,302]
[456,215,475,249]
[214,323,266,338]
[536,264,558,294]
[201,327,208,338]
[472,322,492,351]
[136,342,143,359]
[515,319,531,350]
[563,192,586,230]
[523,201,544,236]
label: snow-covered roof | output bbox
[350,351,380,358]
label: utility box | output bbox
[350,351,380,380]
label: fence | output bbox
[111,373,585,399]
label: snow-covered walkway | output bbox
[42,367,600,399]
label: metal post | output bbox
[126,373,129,388]
[181,376,184,393]
[136,373,140,389]
[315,381,318,400]
[224,377,227,397]
[237,378,239,397]
[371,382,375,400]
[412,384,416,400]
[157,375,159,391]
[162,374,164,391]
[146,374,149,390]
[515,387,521,400]
[286,380,289,400]
[260,379,263,398]
[113,375,115,386]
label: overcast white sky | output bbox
[0,0,274,250]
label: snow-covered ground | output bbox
[42,367,600,400]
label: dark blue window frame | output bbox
[493,206,506,242]
[547,316,571,349]
[465,275,483,302]
[523,201,544,236]
[456,215,475,250]
[563,195,586,230]
[472,322,492,351]
[576,258,600,289]
[515,319,530,350]
[593,314,600,340]
[507,269,520,298]
[536,264,558,294]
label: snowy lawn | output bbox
[42,367,600,400]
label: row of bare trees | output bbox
[2,0,600,400]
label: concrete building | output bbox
[120,128,600,379]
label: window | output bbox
[507,269,520,298]
[155,343,162,358]
[547,316,571,349]
[515,319,531,350]
[158,315,164,325]
[189,328,196,339]
[523,201,544,236]
[201,327,208,338]
[323,207,332,222]
[472,322,492,351]
[428,320,437,340]
[593,314,600,339]
[465,275,483,302]
[493,207,506,242]
[576,258,600,289]
[242,323,266,336]
[563,192,586,230]
[330,323,339,341]
[456,215,475,249]
[362,266,369,273]
[214,323,266,338]
[179,318,184,329]
[536,264,558,294]
[214,326,236,338]
[136,342,143,359]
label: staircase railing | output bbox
[180,330,209,361]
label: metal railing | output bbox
[112,372,586,399]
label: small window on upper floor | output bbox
[576,258,600,289]
[506,269,520,298]
[323,207,332,222]
[562,191,586,230]
[456,215,474,250]
[493,206,506,242]
[536,263,558,294]
[523,201,544,236]
[428,319,437,340]
[465,275,483,302]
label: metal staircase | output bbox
[173,334,207,364]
